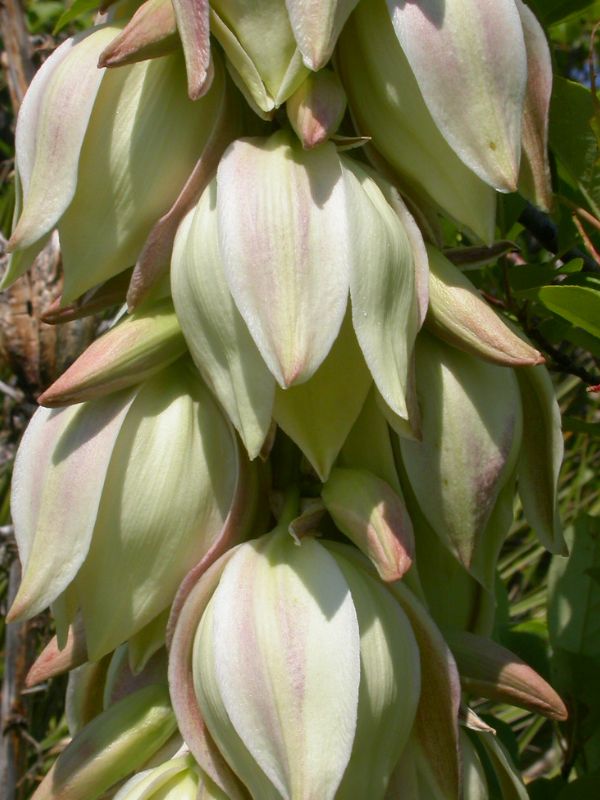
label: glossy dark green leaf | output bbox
[536,285,600,338]
[562,417,600,437]
[586,567,600,584]
[530,0,600,26]
[53,0,99,33]
[557,772,600,798]
[527,777,567,800]
[550,78,600,218]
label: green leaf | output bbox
[527,777,567,800]
[537,317,600,358]
[562,417,600,437]
[550,78,600,218]
[53,0,99,34]
[557,772,600,799]
[586,567,600,585]
[500,621,551,681]
[509,265,561,292]
[548,515,600,658]
[530,0,600,25]
[536,285,600,339]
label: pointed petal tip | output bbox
[36,387,63,408]
[6,230,21,253]
[5,599,28,625]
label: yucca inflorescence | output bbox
[4,1,569,798]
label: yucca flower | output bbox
[4,25,238,304]
[168,523,461,800]
[171,129,428,471]
[8,361,256,660]
[3,0,568,796]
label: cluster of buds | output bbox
[4,1,568,798]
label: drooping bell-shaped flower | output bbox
[8,361,256,660]
[337,0,497,243]
[5,27,237,304]
[168,527,435,799]
[385,0,527,192]
[171,130,426,471]
[169,518,464,800]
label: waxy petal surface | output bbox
[389,581,461,800]
[272,314,371,480]
[168,550,247,800]
[343,159,420,421]
[8,391,135,621]
[285,0,360,69]
[128,62,241,309]
[195,533,361,800]
[387,0,527,191]
[8,26,116,252]
[331,550,421,799]
[171,0,212,99]
[400,334,522,579]
[172,184,274,460]
[59,49,226,303]
[516,363,566,554]
[338,387,402,493]
[217,131,350,386]
[75,366,240,660]
[516,0,553,210]
[338,0,496,243]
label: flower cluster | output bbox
[5,1,567,798]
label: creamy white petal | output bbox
[387,0,527,191]
[217,131,350,386]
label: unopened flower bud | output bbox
[286,69,347,148]
[447,631,567,721]
[322,467,414,581]
[98,0,179,68]
[39,300,187,407]
[210,0,308,115]
[426,245,544,367]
